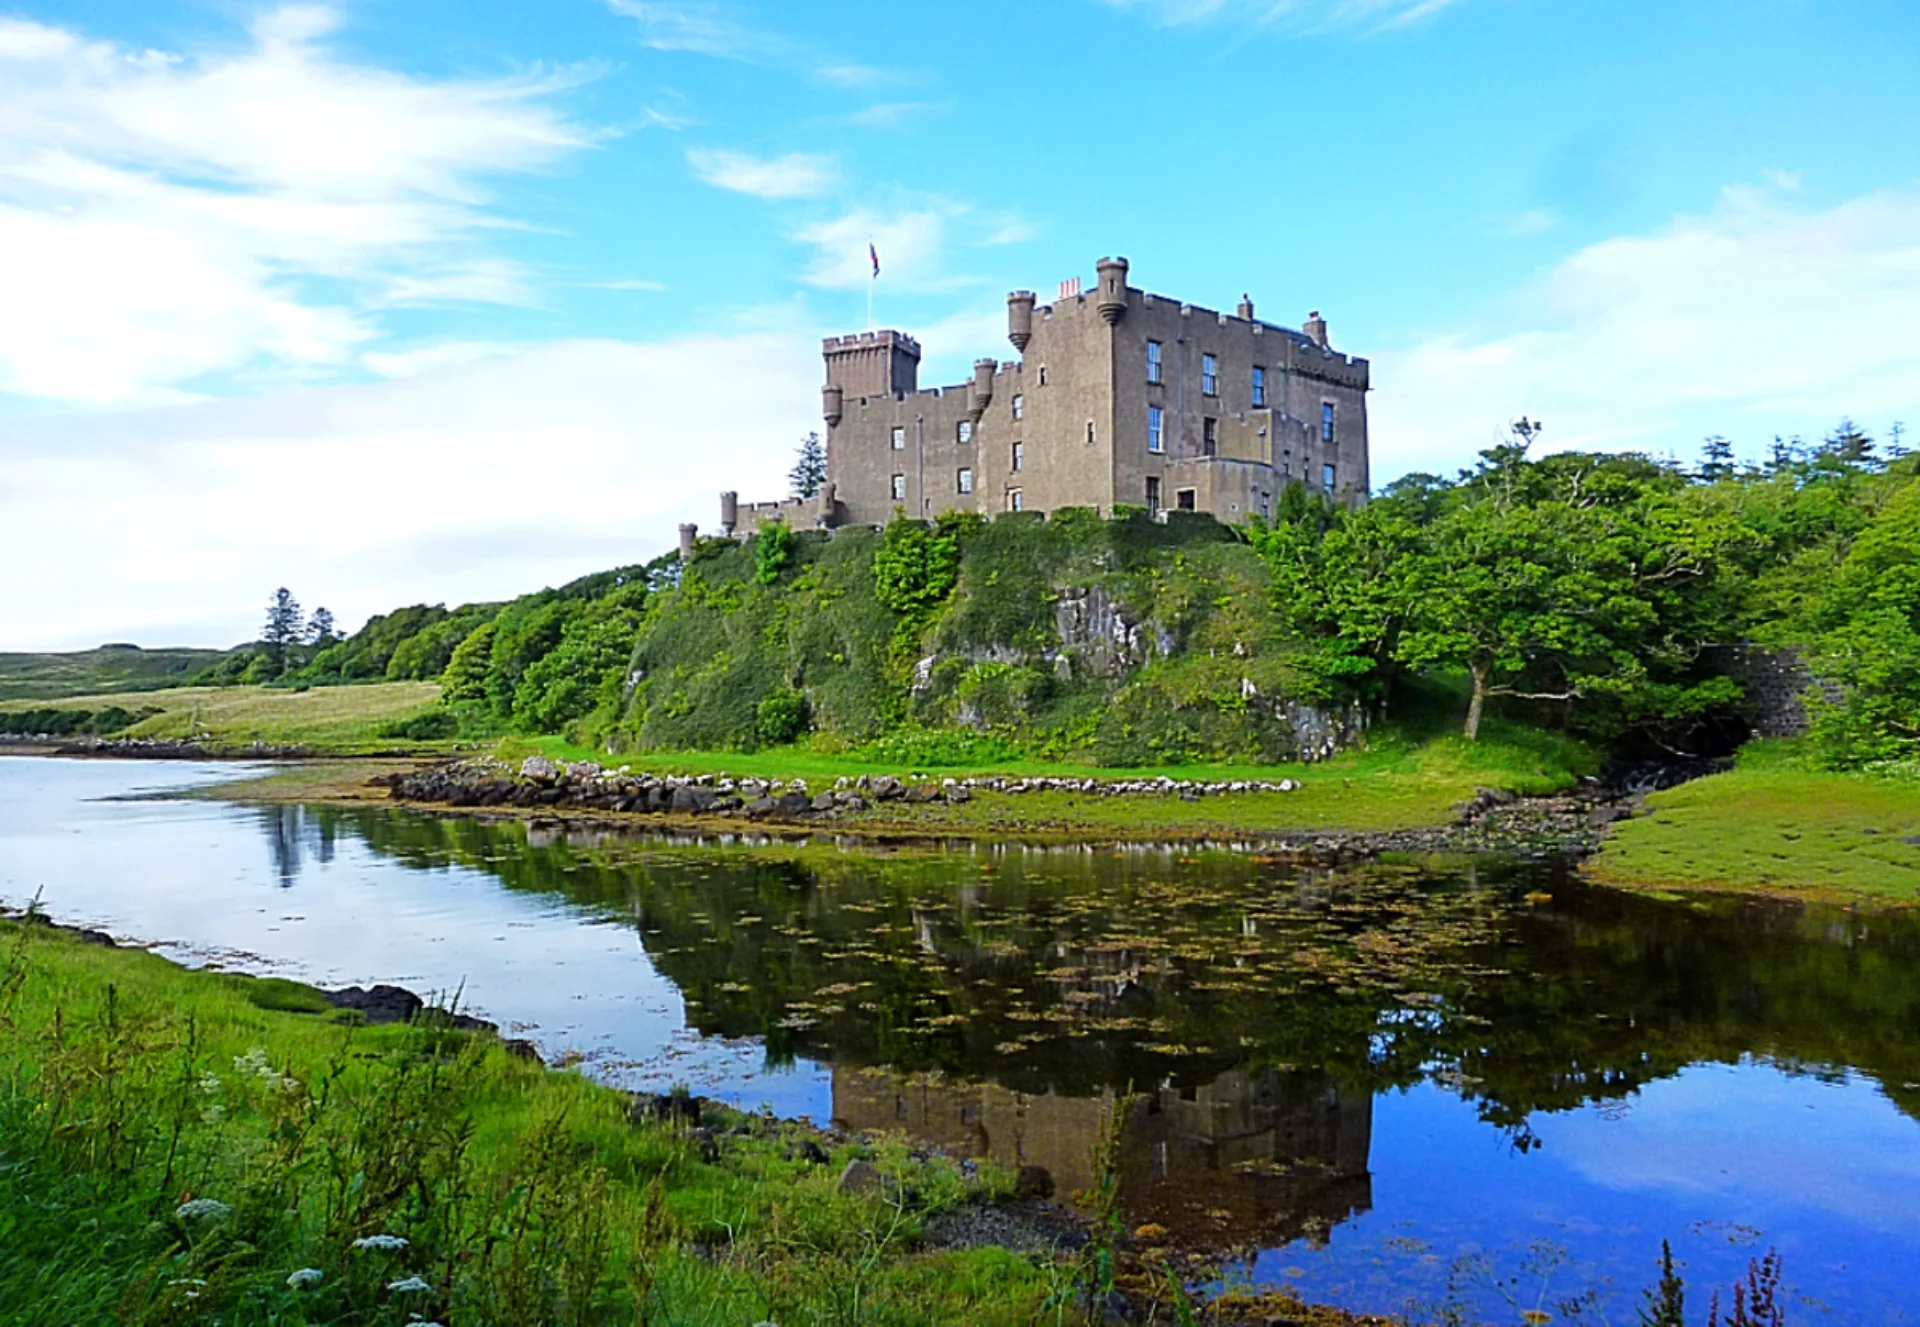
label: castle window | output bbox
[1146,341,1162,384]
[1251,365,1266,408]
[1321,402,1335,441]
[1202,416,1218,457]
[957,467,974,495]
[1322,462,1337,493]
[957,419,973,444]
[1011,394,1024,421]
[1147,405,1164,454]
[891,473,907,501]
[1176,488,1197,511]
[1145,476,1161,510]
[1202,353,1218,396]
[1038,365,1048,386]
[1008,488,1024,513]
[1086,421,1095,445]
[891,426,906,450]
[1011,440,1024,472]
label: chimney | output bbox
[1304,310,1328,348]
[1237,294,1254,320]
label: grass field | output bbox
[0,681,443,751]
[1588,742,1920,902]
[0,644,226,701]
[499,722,1597,837]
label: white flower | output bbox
[233,1046,300,1093]
[174,1198,231,1222]
[286,1267,325,1289]
[386,1275,433,1293]
[352,1234,411,1252]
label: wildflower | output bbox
[286,1268,325,1289]
[174,1198,231,1222]
[386,1276,433,1293]
[352,1234,410,1252]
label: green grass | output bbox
[0,682,445,752]
[503,720,1597,837]
[0,644,227,702]
[1589,741,1920,902]
[0,918,1068,1326]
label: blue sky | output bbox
[2,0,1917,646]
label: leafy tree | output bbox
[872,515,963,618]
[261,588,303,673]
[789,432,827,499]
[755,688,811,745]
[439,621,496,705]
[1803,478,1920,765]
[511,582,649,733]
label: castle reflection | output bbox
[832,1063,1372,1247]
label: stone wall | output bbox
[1713,644,1839,738]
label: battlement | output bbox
[822,329,922,355]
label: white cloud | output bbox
[361,341,524,379]
[1371,179,1920,479]
[0,7,594,406]
[1099,0,1464,34]
[1507,207,1557,236]
[605,0,899,83]
[687,147,836,199]
[845,100,946,130]
[0,332,819,650]
[797,204,982,291]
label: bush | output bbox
[755,688,811,745]
[375,709,460,741]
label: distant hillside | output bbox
[0,644,229,701]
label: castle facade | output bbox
[714,256,1370,541]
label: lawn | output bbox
[0,681,443,751]
[1587,742,1920,902]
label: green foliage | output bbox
[375,708,460,741]
[789,430,827,499]
[847,727,1018,768]
[755,687,811,745]
[753,520,797,586]
[872,513,965,617]
[439,620,496,705]
[0,705,157,737]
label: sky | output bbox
[2,0,1917,649]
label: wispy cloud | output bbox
[687,147,836,199]
[1099,0,1466,35]
[797,204,960,291]
[1507,208,1558,236]
[604,1,901,83]
[0,6,596,406]
[1372,176,1920,478]
[846,100,946,130]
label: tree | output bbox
[1698,435,1736,482]
[790,432,827,499]
[305,607,337,646]
[261,588,303,672]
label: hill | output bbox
[0,644,228,701]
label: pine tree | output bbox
[789,432,827,499]
[305,607,336,646]
[261,588,303,672]
[1698,435,1736,482]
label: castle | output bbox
[706,256,1370,545]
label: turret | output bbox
[1237,294,1255,321]
[679,523,699,560]
[1007,290,1035,352]
[1304,310,1328,348]
[816,480,837,528]
[718,491,738,536]
[969,358,997,421]
[1095,256,1129,326]
[822,383,843,427]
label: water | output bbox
[4,756,1918,1322]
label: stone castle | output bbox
[705,256,1371,546]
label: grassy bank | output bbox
[1587,742,1920,902]
[0,645,225,702]
[0,681,443,753]
[0,917,1094,1326]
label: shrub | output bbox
[755,688,811,745]
[375,709,460,741]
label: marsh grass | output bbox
[0,920,1064,1325]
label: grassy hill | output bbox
[0,644,228,701]
[0,681,441,751]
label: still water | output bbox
[4,756,1918,1322]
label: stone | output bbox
[946,785,971,803]
[784,1138,829,1166]
[903,782,940,804]
[811,793,837,813]
[777,791,813,816]
[1012,1165,1054,1200]
[743,796,777,817]
[870,776,904,800]
[630,1091,701,1127]
[519,756,559,783]
[689,1127,721,1163]
[671,785,716,814]
[837,1158,884,1196]
[322,984,423,1025]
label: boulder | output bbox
[810,793,837,813]
[1012,1165,1054,1200]
[870,776,904,800]
[784,1138,829,1166]
[519,756,559,783]
[837,1158,885,1196]
[322,984,423,1025]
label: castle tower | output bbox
[822,330,921,398]
[1095,256,1130,326]
[1007,290,1035,352]
[969,358,997,422]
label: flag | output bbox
[869,242,880,279]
